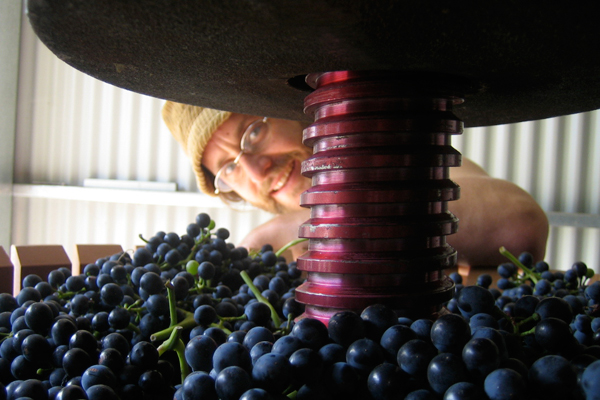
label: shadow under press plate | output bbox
[27,0,600,127]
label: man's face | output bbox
[202,113,313,214]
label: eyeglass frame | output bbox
[213,116,269,195]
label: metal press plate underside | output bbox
[27,0,600,127]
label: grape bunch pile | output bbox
[0,214,599,400]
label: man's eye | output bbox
[249,123,265,141]
[223,163,237,175]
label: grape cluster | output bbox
[0,214,599,400]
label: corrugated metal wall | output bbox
[12,12,600,271]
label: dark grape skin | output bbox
[360,304,398,342]
[380,324,418,363]
[430,314,471,355]
[252,353,292,395]
[427,353,468,396]
[81,364,118,391]
[215,366,253,400]
[271,335,304,359]
[212,342,253,374]
[461,338,501,383]
[367,362,410,400]
[85,383,119,400]
[289,348,324,385]
[528,355,577,400]
[456,285,496,318]
[129,341,159,370]
[20,333,52,364]
[243,327,275,351]
[62,348,94,378]
[484,368,526,400]
[443,381,487,400]
[12,378,47,400]
[182,371,218,400]
[534,317,575,353]
[290,317,330,351]
[327,311,366,348]
[185,335,218,373]
[346,338,386,375]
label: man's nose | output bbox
[239,153,272,182]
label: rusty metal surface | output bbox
[27,0,600,127]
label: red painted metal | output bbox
[294,71,464,324]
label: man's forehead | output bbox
[214,113,259,140]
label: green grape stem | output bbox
[156,326,191,382]
[150,310,196,343]
[499,246,539,284]
[275,238,308,258]
[166,281,179,328]
[240,270,282,327]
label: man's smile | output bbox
[271,161,295,193]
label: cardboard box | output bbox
[0,246,14,295]
[10,245,71,295]
[73,244,124,276]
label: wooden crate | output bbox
[72,244,123,276]
[10,245,71,295]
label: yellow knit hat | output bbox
[162,101,232,196]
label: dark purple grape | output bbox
[85,384,118,400]
[380,324,417,362]
[398,339,438,377]
[430,313,470,355]
[23,302,54,334]
[535,317,574,353]
[289,348,324,385]
[318,343,346,368]
[252,353,292,394]
[182,371,217,400]
[484,368,526,400]
[144,294,169,318]
[139,272,164,295]
[12,378,46,400]
[213,342,252,374]
[461,338,500,382]
[185,335,217,372]
[535,297,573,324]
[69,330,98,356]
[346,338,386,375]
[245,302,272,327]
[21,333,52,364]
[290,317,329,350]
[360,304,398,342]
[581,359,600,400]
[138,369,165,393]
[324,362,361,397]
[250,341,273,366]
[367,363,410,400]
[328,311,366,348]
[203,327,228,346]
[215,366,252,400]
[98,348,124,373]
[427,353,468,396]
[271,335,303,359]
[100,283,124,307]
[81,364,117,391]
[55,384,88,400]
[528,355,577,400]
[239,388,272,400]
[456,285,496,318]
[194,305,217,326]
[129,341,158,370]
[443,381,486,400]
[62,348,93,377]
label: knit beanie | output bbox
[162,101,232,196]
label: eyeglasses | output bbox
[213,117,269,194]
